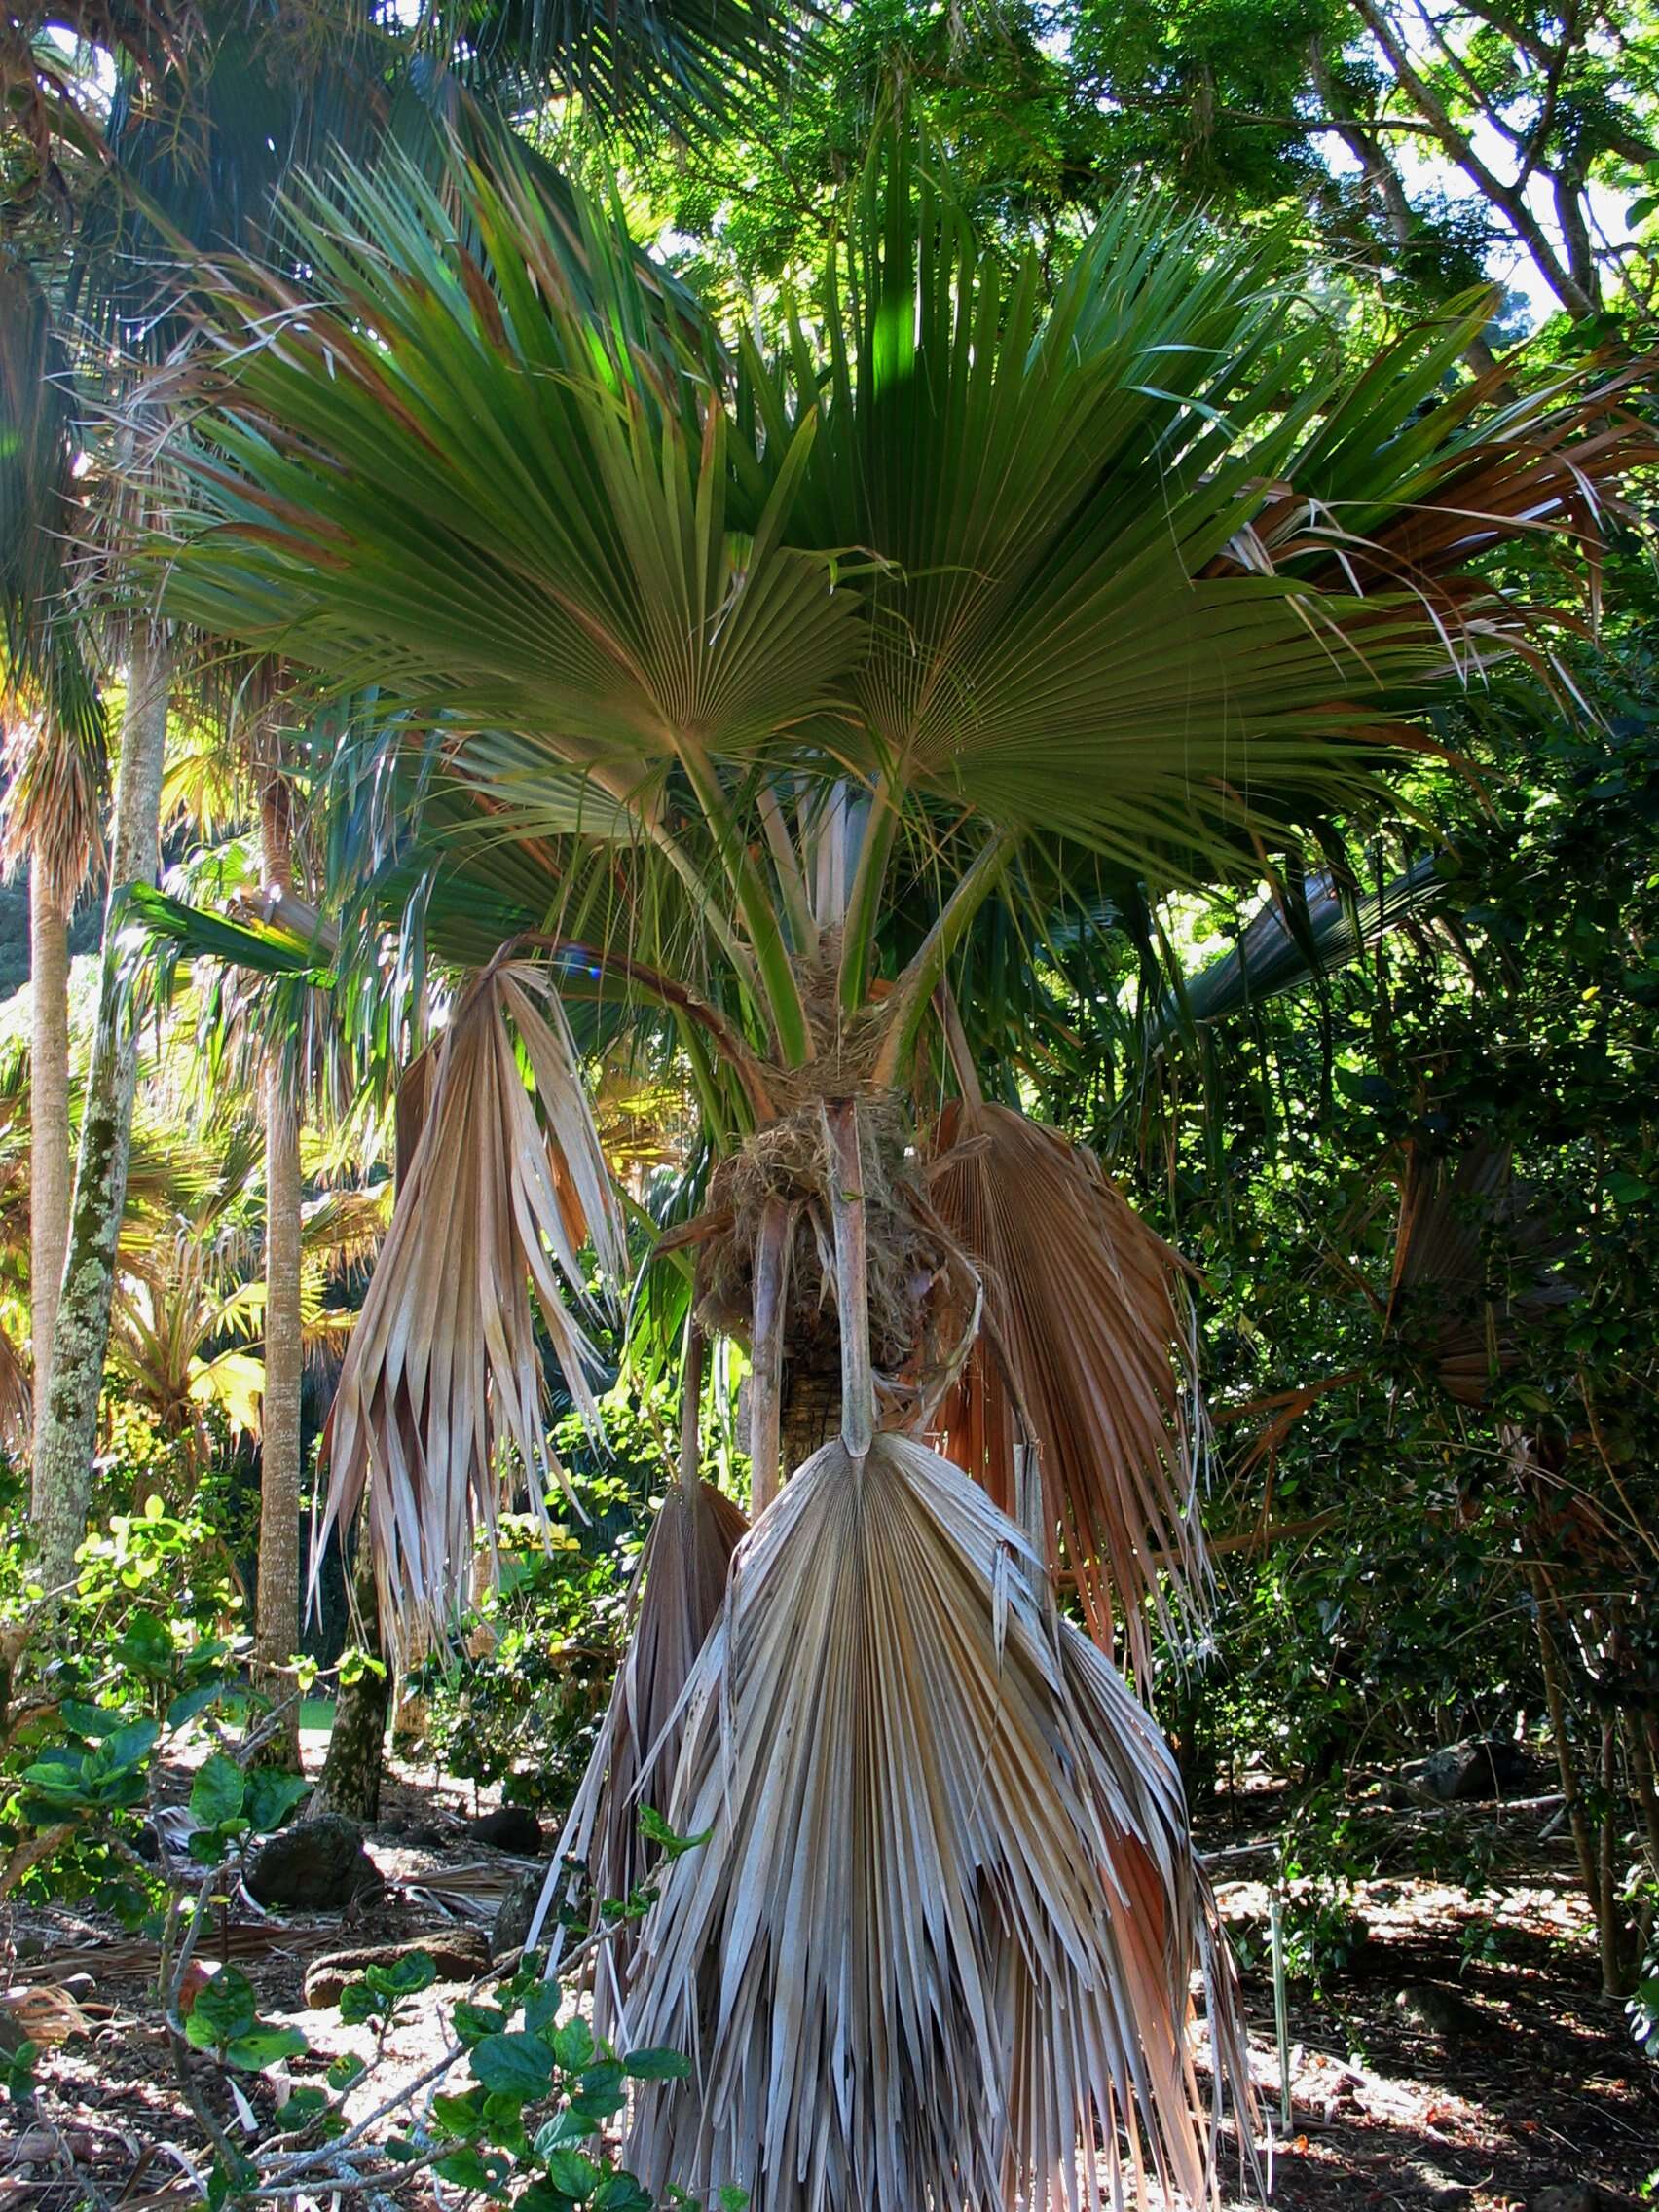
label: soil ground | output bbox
[3,1727,1654,2210]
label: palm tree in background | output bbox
[148,124,1652,2205]
[0,255,107,1484]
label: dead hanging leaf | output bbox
[533,1468,746,2012]
[927,1097,1206,1675]
[615,1430,1254,2212]
[535,1323,748,2007]
[313,962,625,1656]
[0,1318,30,1455]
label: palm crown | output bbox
[148,128,1649,2212]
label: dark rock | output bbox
[245,1814,380,1912]
[304,1929,490,2009]
[492,1862,551,1960]
[1419,1737,1534,1803]
[469,1805,544,1856]
[1393,1981,1485,2042]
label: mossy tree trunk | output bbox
[310,1021,428,1820]
[31,628,170,1596]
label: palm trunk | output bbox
[31,627,170,1597]
[310,1520,390,1822]
[27,865,71,1466]
[777,1352,841,1476]
[254,781,305,1767]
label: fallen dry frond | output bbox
[616,1430,1252,2212]
[313,962,624,1655]
[928,1098,1205,1675]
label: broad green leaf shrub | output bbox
[0,1458,300,1913]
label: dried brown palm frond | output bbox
[300,1180,393,1279]
[532,1328,747,2009]
[0,1316,30,1452]
[0,1982,91,2049]
[1210,353,1657,645]
[313,960,624,1654]
[1386,1140,1575,1405]
[617,1429,1253,2212]
[0,710,106,911]
[927,1095,1204,1677]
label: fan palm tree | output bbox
[149,133,1651,2209]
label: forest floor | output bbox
[1198,1785,1656,2211]
[2,1730,1654,2211]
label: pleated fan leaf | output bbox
[617,1433,1252,2212]
[928,1098,1203,1675]
[530,1470,748,2009]
[313,961,624,1652]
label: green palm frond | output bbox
[155,133,1648,917]
[1171,853,1444,1029]
[130,882,331,979]
[444,0,802,133]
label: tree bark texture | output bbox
[254,778,305,1767]
[31,626,170,1596]
[310,1519,389,1822]
[777,1353,842,1480]
[27,866,71,1467]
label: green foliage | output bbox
[184,1964,308,2073]
[0,1463,303,1910]
[398,1948,731,2212]
[0,2029,37,2106]
[411,1407,667,1810]
[1101,622,1659,2001]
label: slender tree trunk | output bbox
[27,866,71,1469]
[310,1013,428,1820]
[310,1514,390,1821]
[1309,39,1505,381]
[31,627,170,1596]
[1530,1573,1636,1996]
[254,781,305,1767]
